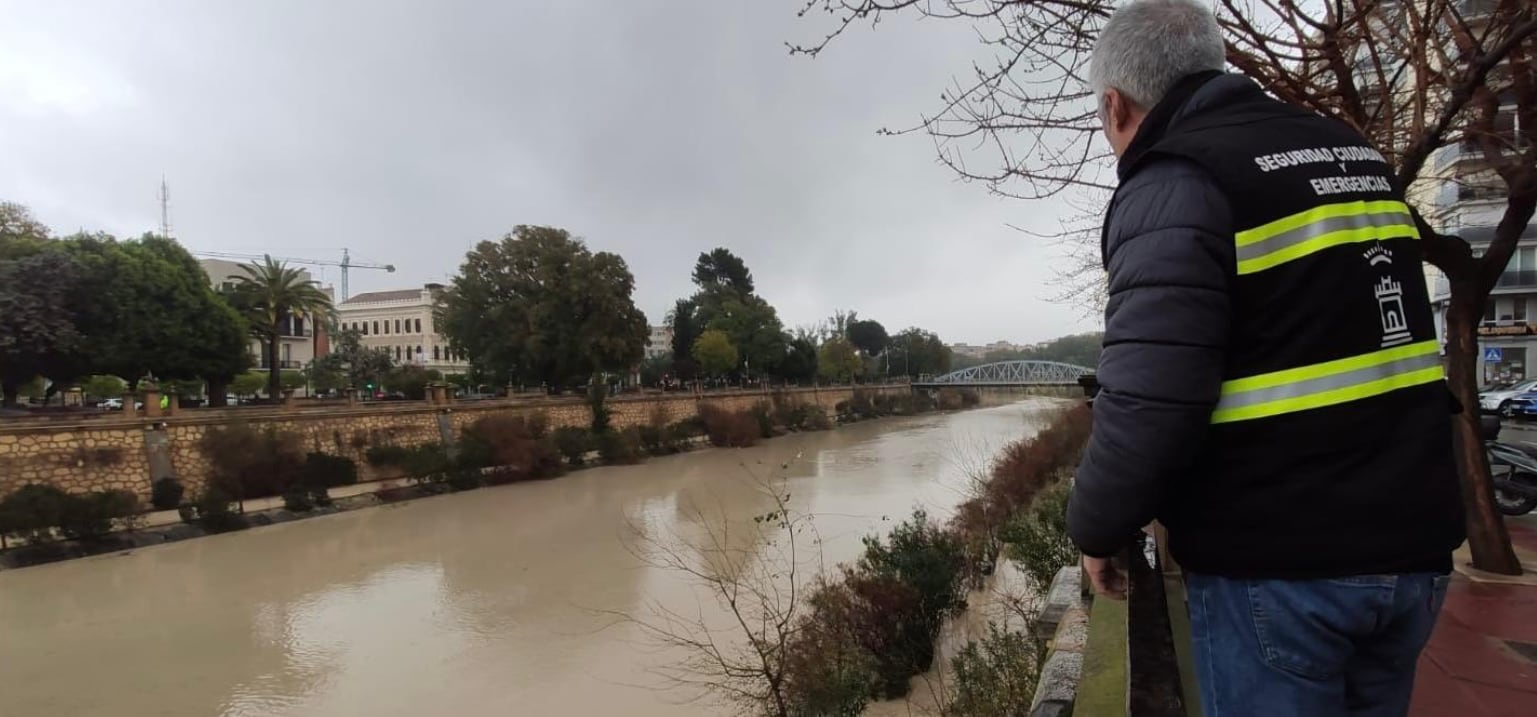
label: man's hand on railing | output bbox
[1083,554,1128,600]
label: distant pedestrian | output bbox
[1066,1,1464,716]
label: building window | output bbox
[1486,300,1498,323]
[1518,298,1529,322]
[393,319,400,333]
[395,346,402,360]
[415,318,422,334]
[416,345,423,361]
[373,321,380,335]
[433,346,440,360]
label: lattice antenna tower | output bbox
[158,176,172,238]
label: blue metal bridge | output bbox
[912,360,1095,388]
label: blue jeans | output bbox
[1185,572,1451,717]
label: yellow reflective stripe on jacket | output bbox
[1234,200,1418,275]
[1211,340,1442,424]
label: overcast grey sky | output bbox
[0,0,1097,345]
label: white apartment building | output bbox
[1424,90,1532,386]
[198,258,328,370]
[646,325,673,360]
[336,284,468,375]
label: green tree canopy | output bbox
[691,247,754,295]
[0,246,82,406]
[61,233,251,386]
[888,328,952,378]
[696,293,786,378]
[309,326,393,392]
[230,372,266,398]
[668,298,701,380]
[818,337,861,383]
[779,336,819,384]
[436,225,648,387]
[692,329,739,377]
[847,319,889,357]
[82,375,127,400]
[225,255,333,400]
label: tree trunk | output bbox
[207,379,229,408]
[267,335,281,402]
[1445,281,1522,575]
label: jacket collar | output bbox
[1116,72,1261,181]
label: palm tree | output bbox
[227,256,333,401]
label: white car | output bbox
[1480,378,1537,415]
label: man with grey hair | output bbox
[1066,0,1464,714]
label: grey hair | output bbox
[1089,0,1226,109]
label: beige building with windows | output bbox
[336,284,468,375]
[198,258,329,370]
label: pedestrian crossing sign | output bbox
[1485,347,1503,362]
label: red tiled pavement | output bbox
[1409,519,1537,717]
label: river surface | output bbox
[0,400,1058,717]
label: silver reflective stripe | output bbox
[1214,350,1443,412]
[1234,208,1413,264]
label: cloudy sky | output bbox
[0,0,1098,345]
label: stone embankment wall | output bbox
[0,385,913,501]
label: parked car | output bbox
[1507,391,1537,419]
[1480,378,1537,415]
[98,398,142,411]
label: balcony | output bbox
[1496,270,1537,290]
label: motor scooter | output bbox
[1481,415,1537,516]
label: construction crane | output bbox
[194,248,395,301]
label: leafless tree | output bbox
[616,470,821,716]
[793,0,1537,574]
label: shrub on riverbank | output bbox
[151,478,185,510]
[459,414,563,482]
[553,427,594,465]
[201,423,306,501]
[596,428,644,465]
[946,624,1046,717]
[1001,480,1078,589]
[0,484,141,544]
[699,403,759,447]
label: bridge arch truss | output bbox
[916,360,1094,387]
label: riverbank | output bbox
[0,399,1059,717]
[0,387,986,571]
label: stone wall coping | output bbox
[0,384,911,435]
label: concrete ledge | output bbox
[1036,565,1083,639]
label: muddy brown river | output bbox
[0,400,1057,716]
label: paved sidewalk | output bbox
[1410,515,1537,717]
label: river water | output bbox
[0,400,1058,717]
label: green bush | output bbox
[301,452,359,489]
[364,443,412,467]
[282,486,316,512]
[150,478,185,510]
[854,510,968,696]
[596,428,643,465]
[58,489,139,540]
[781,597,877,717]
[0,484,71,544]
[750,401,776,438]
[786,403,832,431]
[195,487,247,533]
[400,444,453,482]
[0,485,141,543]
[553,427,594,466]
[637,423,669,456]
[1001,480,1079,590]
[445,467,484,491]
[945,624,1044,717]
